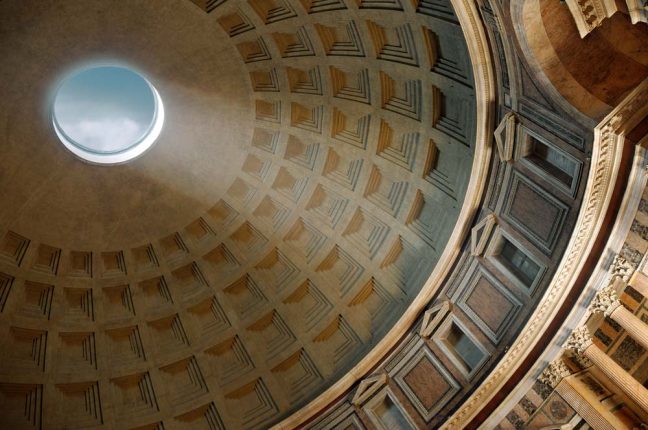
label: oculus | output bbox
[52,66,164,164]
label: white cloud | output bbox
[61,117,145,152]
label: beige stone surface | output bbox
[0,0,252,250]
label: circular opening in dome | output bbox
[52,66,164,165]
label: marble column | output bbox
[590,285,648,351]
[565,326,648,413]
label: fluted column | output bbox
[629,270,648,297]
[591,285,648,351]
[565,326,648,413]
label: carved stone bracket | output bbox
[539,357,572,389]
[589,285,622,317]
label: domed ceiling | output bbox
[0,0,476,428]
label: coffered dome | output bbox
[4,0,644,428]
[0,0,477,428]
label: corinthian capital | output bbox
[539,358,571,389]
[610,255,633,283]
[564,326,593,355]
[590,285,622,317]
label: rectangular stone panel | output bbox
[393,339,460,422]
[452,262,522,343]
[502,170,569,254]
